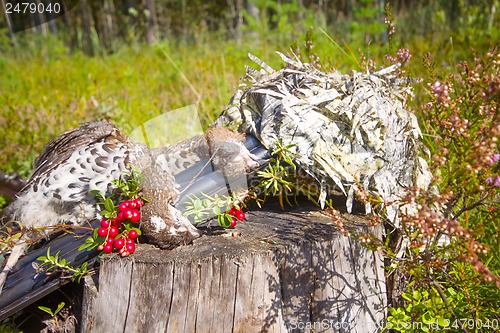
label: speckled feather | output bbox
[0,121,146,295]
[3,122,133,228]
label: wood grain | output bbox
[83,208,386,333]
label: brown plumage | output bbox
[0,122,137,294]
[0,122,259,293]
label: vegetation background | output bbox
[0,0,496,177]
[0,0,499,332]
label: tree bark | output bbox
[144,0,157,44]
[82,208,386,333]
[79,0,95,56]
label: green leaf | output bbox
[90,190,105,202]
[78,236,98,251]
[36,255,47,262]
[437,316,449,327]
[104,197,115,212]
[402,292,412,302]
[203,198,211,207]
[80,262,88,271]
[422,311,435,325]
[77,243,88,251]
[38,306,54,316]
[72,262,89,282]
[217,214,231,228]
[193,198,203,210]
[54,302,65,316]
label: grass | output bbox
[1,32,329,176]
[0,42,224,175]
[0,28,492,176]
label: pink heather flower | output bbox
[495,176,500,187]
[396,48,411,65]
[431,81,451,104]
[487,153,500,166]
[487,176,500,187]
[432,81,445,94]
[385,54,397,64]
[384,17,395,36]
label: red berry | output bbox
[114,237,125,250]
[121,209,134,220]
[106,237,114,245]
[117,211,126,221]
[130,210,141,223]
[126,238,135,245]
[97,244,104,251]
[100,218,110,228]
[134,198,144,208]
[129,230,139,239]
[109,226,119,238]
[235,211,245,221]
[112,217,122,227]
[228,206,237,216]
[97,227,108,237]
[126,243,135,254]
[127,200,138,210]
[103,244,113,253]
[230,217,237,228]
[118,201,130,212]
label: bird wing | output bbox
[24,121,126,192]
[1,121,133,230]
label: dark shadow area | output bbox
[244,205,385,333]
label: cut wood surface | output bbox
[82,208,386,333]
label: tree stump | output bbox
[81,208,386,333]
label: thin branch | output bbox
[451,192,491,220]
[431,280,469,333]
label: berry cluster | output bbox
[227,206,245,228]
[96,198,144,257]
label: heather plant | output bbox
[342,8,500,330]
[383,48,500,331]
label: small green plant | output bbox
[0,315,22,333]
[183,193,245,228]
[385,286,467,332]
[254,140,299,208]
[183,140,319,226]
[80,169,146,257]
[36,249,90,283]
[38,301,65,318]
[37,301,76,333]
[0,195,7,211]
